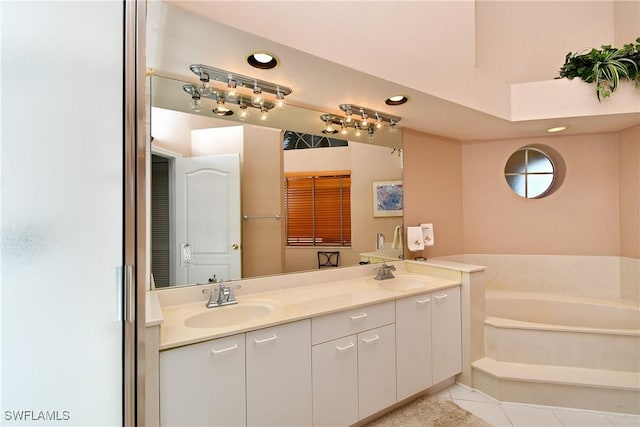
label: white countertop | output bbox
[156,272,460,350]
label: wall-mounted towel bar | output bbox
[242,214,283,221]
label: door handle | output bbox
[232,243,239,250]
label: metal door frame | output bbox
[124,0,147,425]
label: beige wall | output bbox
[402,129,464,259]
[618,125,640,259]
[241,126,285,278]
[462,133,620,255]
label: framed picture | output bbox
[372,180,403,217]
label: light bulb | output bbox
[260,106,268,121]
[389,119,398,133]
[252,84,263,105]
[340,121,348,135]
[323,118,337,134]
[239,104,249,120]
[360,110,369,127]
[375,113,383,129]
[275,90,285,109]
[190,96,202,112]
[213,97,231,116]
[344,109,353,124]
[226,78,237,99]
[199,83,211,96]
[198,73,211,96]
[354,124,361,137]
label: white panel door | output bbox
[175,154,241,283]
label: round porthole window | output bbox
[504,146,557,198]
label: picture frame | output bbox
[372,180,403,217]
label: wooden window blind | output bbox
[285,171,351,246]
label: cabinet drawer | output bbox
[312,301,395,345]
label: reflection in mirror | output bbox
[150,75,403,288]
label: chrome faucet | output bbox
[202,280,241,308]
[374,263,396,280]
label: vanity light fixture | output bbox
[183,83,275,118]
[319,105,401,139]
[189,64,292,107]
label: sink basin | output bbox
[184,303,275,329]
[374,276,429,292]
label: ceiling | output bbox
[150,1,640,142]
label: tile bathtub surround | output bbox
[440,383,640,427]
[437,254,638,301]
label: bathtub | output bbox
[485,291,640,333]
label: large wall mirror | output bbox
[150,75,403,288]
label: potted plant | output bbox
[557,37,640,101]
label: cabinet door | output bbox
[396,293,433,400]
[358,324,397,420]
[432,286,462,384]
[312,335,358,427]
[246,319,312,427]
[160,334,245,427]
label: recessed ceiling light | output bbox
[385,95,408,106]
[546,126,568,133]
[247,52,279,70]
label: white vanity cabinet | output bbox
[311,335,359,427]
[311,301,396,424]
[246,319,312,427]
[431,286,462,384]
[159,333,246,427]
[357,324,397,419]
[396,285,462,400]
[396,292,433,401]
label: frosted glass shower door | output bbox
[1,2,128,425]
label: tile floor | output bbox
[437,383,640,427]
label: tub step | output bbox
[472,357,640,414]
[484,322,640,371]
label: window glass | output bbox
[504,147,556,198]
